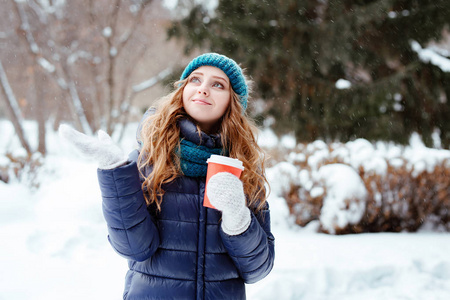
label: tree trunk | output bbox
[0,60,32,156]
[34,68,46,155]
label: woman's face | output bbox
[182,66,231,133]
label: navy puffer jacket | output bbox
[97,119,275,299]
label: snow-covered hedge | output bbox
[0,151,43,187]
[266,134,450,234]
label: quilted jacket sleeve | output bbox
[97,151,159,262]
[220,203,275,284]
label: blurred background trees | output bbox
[1,0,449,158]
[169,0,450,147]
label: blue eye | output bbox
[213,82,224,88]
[190,76,200,83]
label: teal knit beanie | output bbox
[180,53,248,111]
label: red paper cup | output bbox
[204,155,244,209]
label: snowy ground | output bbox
[1,120,450,300]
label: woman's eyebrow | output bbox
[212,76,229,83]
[191,71,203,76]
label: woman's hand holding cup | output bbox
[205,155,250,236]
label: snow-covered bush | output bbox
[267,137,450,234]
[0,151,43,188]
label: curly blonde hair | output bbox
[138,78,269,214]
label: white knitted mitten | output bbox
[206,172,251,236]
[59,124,127,170]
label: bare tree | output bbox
[0,0,182,161]
[2,0,174,155]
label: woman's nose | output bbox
[197,84,209,96]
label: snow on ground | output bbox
[1,120,450,300]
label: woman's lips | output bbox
[192,99,211,105]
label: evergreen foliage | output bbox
[169,0,450,147]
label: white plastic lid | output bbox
[207,154,244,170]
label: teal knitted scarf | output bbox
[178,139,226,177]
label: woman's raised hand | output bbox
[58,124,127,170]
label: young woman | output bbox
[60,53,275,300]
